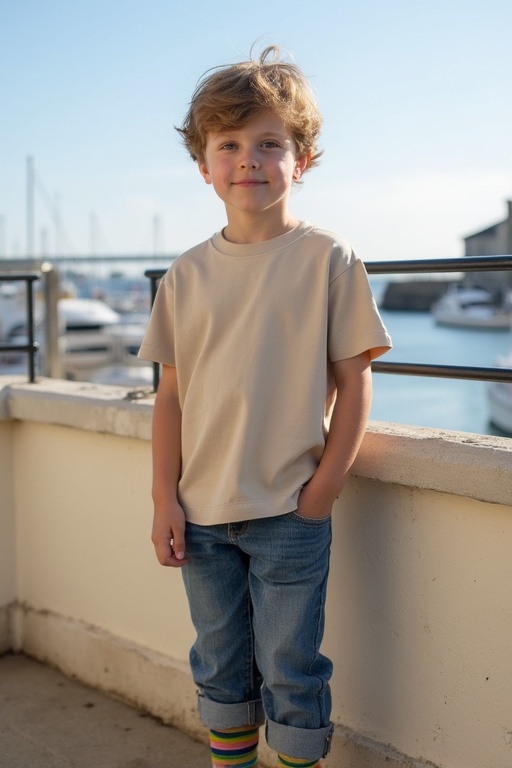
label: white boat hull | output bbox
[434,311,512,329]
[432,286,512,330]
[487,381,512,434]
[1,295,146,382]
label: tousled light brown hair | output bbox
[176,45,323,173]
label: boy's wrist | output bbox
[298,475,346,517]
[152,488,180,506]
[304,471,346,503]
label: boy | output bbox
[139,46,391,768]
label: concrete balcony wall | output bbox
[1,377,511,768]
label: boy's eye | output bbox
[220,142,237,150]
[261,141,279,148]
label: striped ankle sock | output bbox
[209,725,259,767]
[277,755,321,768]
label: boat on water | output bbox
[432,285,512,330]
[0,288,149,382]
[55,298,148,379]
[487,350,512,435]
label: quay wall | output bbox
[0,377,511,768]
[380,279,454,311]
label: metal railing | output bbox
[145,254,512,391]
[2,256,511,391]
[0,273,40,383]
[367,254,512,383]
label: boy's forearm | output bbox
[301,353,372,512]
[150,364,189,567]
[323,355,372,489]
[151,366,182,504]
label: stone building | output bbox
[462,200,512,292]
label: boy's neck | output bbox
[222,210,301,244]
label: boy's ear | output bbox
[293,154,310,181]
[198,161,212,185]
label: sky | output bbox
[1,0,511,263]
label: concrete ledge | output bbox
[0,377,154,440]
[356,420,512,506]
[7,603,440,768]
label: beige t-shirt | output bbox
[139,221,391,524]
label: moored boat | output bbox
[487,351,512,435]
[432,285,512,330]
[1,293,147,381]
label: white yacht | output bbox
[432,285,512,330]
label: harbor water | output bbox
[370,306,511,437]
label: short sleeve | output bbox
[328,259,392,362]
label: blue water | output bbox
[370,307,511,437]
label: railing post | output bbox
[26,277,36,382]
[41,263,63,379]
[144,270,163,391]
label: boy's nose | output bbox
[240,154,259,169]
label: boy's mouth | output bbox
[232,179,266,187]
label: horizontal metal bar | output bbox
[365,254,512,274]
[0,272,41,281]
[145,255,512,280]
[372,361,512,382]
[0,342,39,353]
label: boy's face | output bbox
[198,110,307,226]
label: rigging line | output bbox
[33,168,76,255]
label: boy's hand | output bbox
[151,500,189,567]
[296,478,338,520]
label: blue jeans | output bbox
[181,512,334,761]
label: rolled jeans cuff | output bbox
[266,719,334,760]
[198,693,266,729]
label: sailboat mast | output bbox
[26,155,35,258]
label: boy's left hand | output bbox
[296,478,339,520]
